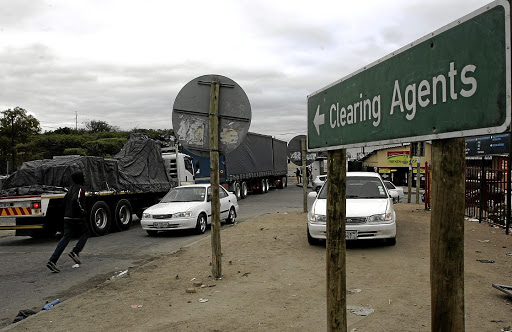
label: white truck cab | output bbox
[161,149,195,186]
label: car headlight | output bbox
[142,213,151,219]
[367,213,393,224]
[310,214,326,223]
[173,211,192,218]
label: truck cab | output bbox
[161,150,195,186]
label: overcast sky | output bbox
[0,0,492,144]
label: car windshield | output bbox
[160,187,206,203]
[318,176,388,199]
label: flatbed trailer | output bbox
[0,134,173,237]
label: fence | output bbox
[464,166,509,230]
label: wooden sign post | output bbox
[326,149,347,331]
[302,139,308,213]
[173,74,251,280]
[430,138,465,331]
[209,78,222,279]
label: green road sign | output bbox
[307,1,511,151]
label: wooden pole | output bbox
[416,142,421,204]
[430,138,465,331]
[408,143,413,203]
[507,131,511,235]
[209,78,222,279]
[302,139,307,213]
[326,149,347,331]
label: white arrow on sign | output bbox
[313,105,325,136]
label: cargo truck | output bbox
[186,132,288,199]
[0,134,193,237]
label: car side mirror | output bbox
[308,192,318,199]
[389,191,399,199]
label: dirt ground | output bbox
[4,204,512,331]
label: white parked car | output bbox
[307,172,397,246]
[141,184,239,236]
[312,175,327,192]
[383,180,404,204]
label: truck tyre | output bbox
[113,199,132,231]
[284,176,288,187]
[259,179,266,194]
[277,176,286,189]
[89,201,111,236]
[195,213,207,234]
[241,182,248,199]
[234,182,242,200]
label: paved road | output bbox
[0,182,304,328]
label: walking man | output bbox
[47,171,89,273]
[296,167,301,184]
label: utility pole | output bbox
[10,113,15,173]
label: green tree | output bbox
[0,107,41,173]
[85,120,119,133]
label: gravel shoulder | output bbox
[4,204,512,331]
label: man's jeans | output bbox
[49,219,89,264]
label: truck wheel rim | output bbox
[118,206,130,225]
[95,209,108,229]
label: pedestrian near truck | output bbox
[296,168,301,184]
[46,171,89,273]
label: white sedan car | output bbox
[141,184,239,236]
[384,180,404,204]
[307,172,397,246]
[312,175,327,192]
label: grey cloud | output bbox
[0,0,47,28]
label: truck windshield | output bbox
[318,177,388,199]
[161,187,206,203]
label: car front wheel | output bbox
[195,213,207,234]
[226,207,236,224]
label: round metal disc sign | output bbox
[172,74,251,156]
[287,135,317,166]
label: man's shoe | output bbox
[46,261,60,273]
[68,252,81,265]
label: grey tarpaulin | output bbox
[1,134,172,196]
[113,133,172,193]
[272,137,288,175]
[224,132,274,176]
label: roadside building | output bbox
[360,143,432,186]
